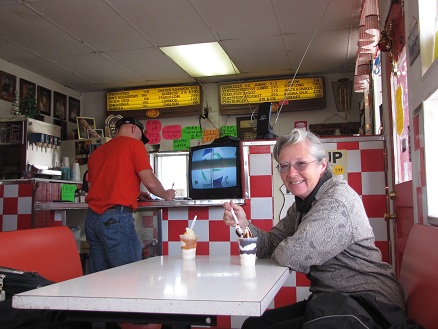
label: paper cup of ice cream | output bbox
[238,237,257,266]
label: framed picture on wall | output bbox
[20,79,36,103]
[68,97,80,123]
[53,91,67,120]
[76,116,96,139]
[87,128,103,138]
[0,71,16,102]
[37,86,51,116]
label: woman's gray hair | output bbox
[273,128,327,163]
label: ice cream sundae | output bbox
[180,227,197,260]
[242,226,253,238]
[238,226,257,266]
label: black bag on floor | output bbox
[301,292,424,329]
[0,266,91,329]
[0,267,54,299]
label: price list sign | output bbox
[220,78,323,105]
[107,85,201,111]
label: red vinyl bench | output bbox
[399,224,438,329]
[0,226,164,328]
[0,226,83,282]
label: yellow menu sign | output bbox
[220,78,323,105]
[107,85,201,111]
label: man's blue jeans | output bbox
[85,208,142,273]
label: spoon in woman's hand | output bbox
[230,207,244,237]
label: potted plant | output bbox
[11,85,40,119]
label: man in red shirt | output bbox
[85,117,175,273]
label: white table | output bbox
[13,255,290,327]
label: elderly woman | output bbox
[223,129,418,329]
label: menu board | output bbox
[220,78,323,105]
[219,77,326,115]
[107,85,201,111]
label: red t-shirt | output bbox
[85,136,152,214]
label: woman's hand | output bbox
[223,200,249,230]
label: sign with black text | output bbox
[219,77,326,115]
[220,78,323,105]
[327,150,348,181]
[107,85,201,111]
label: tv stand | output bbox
[256,102,277,140]
[213,136,240,143]
[257,131,277,139]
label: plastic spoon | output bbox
[230,208,244,237]
[189,215,197,231]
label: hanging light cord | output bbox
[272,0,332,127]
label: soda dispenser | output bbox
[0,117,61,179]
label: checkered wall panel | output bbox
[0,181,74,231]
[0,182,33,231]
[326,139,389,262]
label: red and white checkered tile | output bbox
[0,182,33,231]
[0,181,68,232]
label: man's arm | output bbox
[137,169,175,201]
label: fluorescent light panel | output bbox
[160,42,239,77]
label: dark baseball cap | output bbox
[115,117,149,144]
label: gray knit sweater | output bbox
[250,175,406,310]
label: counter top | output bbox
[34,198,245,210]
[0,178,81,185]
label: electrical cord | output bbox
[272,0,332,128]
[211,0,332,132]
[278,184,288,222]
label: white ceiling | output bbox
[0,0,362,93]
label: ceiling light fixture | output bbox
[160,42,239,78]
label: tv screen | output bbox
[188,141,243,200]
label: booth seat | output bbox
[400,224,438,329]
[0,226,83,282]
[0,226,161,329]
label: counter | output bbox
[0,178,83,232]
[32,198,245,262]
[33,198,245,211]
[0,177,81,185]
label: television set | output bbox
[188,140,243,200]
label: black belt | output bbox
[108,205,133,213]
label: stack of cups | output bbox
[62,157,70,168]
[61,157,71,181]
[238,237,258,266]
[72,163,81,182]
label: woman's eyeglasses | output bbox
[276,160,318,174]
